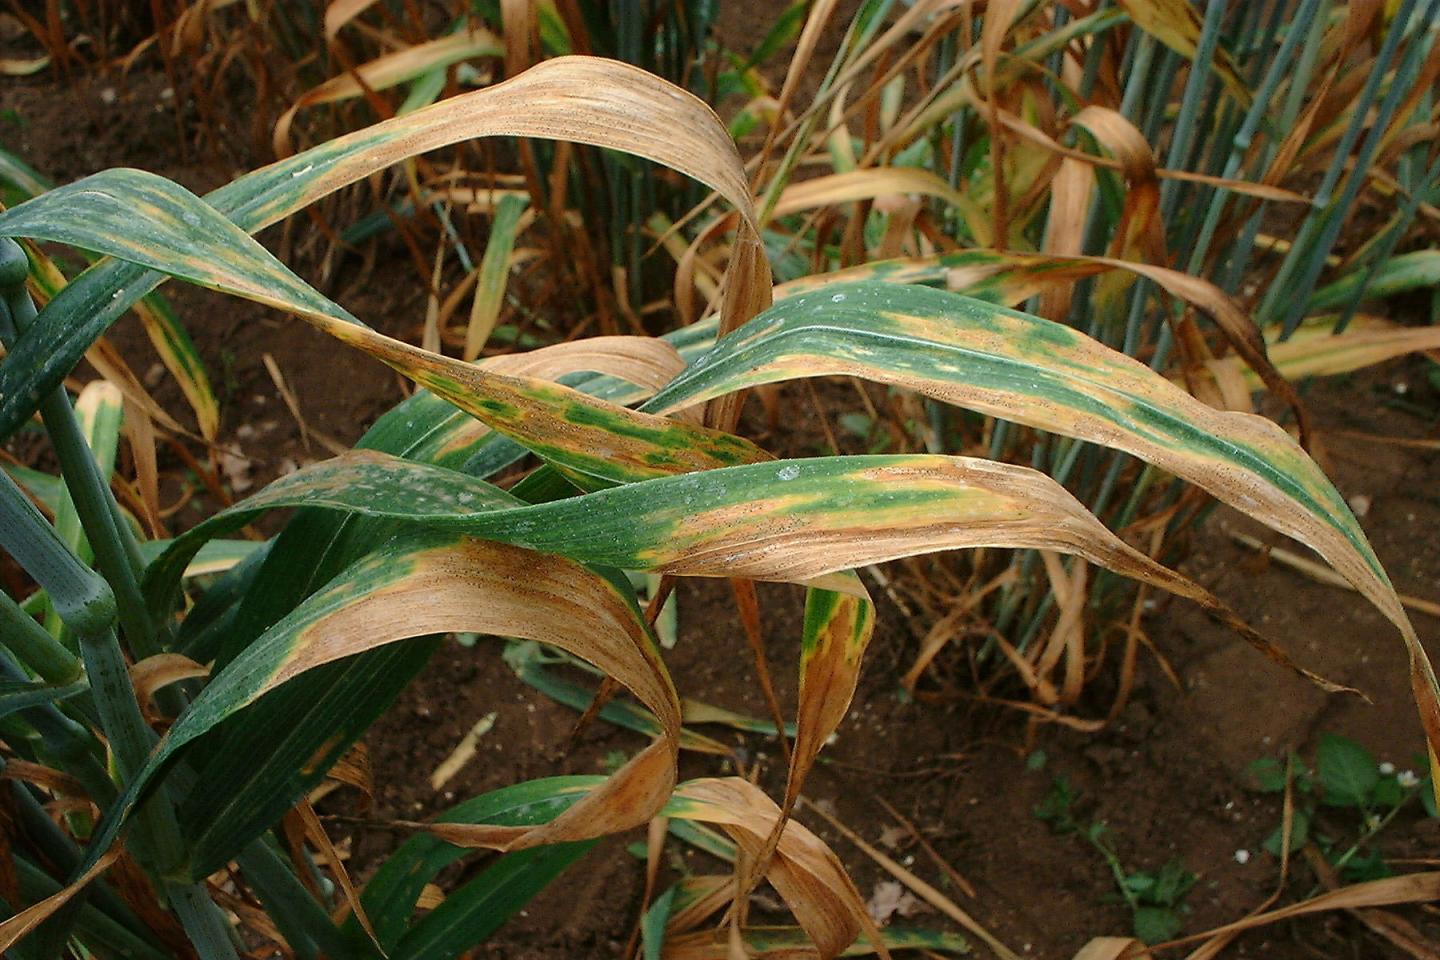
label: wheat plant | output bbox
[0,3,1437,958]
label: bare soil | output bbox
[3,48,1439,960]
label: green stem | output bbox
[1086,828,1141,914]
[166,881,241,960]
[1333,150,1440,333]
[1156,0,1226,223]
[0,586,82,684]
[0,649,115,809]
[1187,0,1323,277]
[6,778,155,943]
[0,240,229,957]
[1324,796,1412,882]
[1260,0,1428,332]
[0,288,159,659]
[237,840,363,960]
[0,469,114,638]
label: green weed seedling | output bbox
[1035,776,1196,944]
[1247,733,1438,885]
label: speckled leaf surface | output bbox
[645,282,1438,764]
[0,56,769,451]
[86,527,680,890]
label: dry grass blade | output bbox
[77,338,183,436]
[1038,551,1088,705]
[773,168,968,219]
[428,712,497,790]
[1298,847,1439,960]
[1067,106,1165,272]
[750,0,842,189]
[729,578,793,766]
[1194,315,1440,408]
[872,795,977,899]
[294,799,379,948]
[482,335,687,393]
[1072,939,1150,960]
[22,242,194,438]
[1185,756,1300,959]
[500,0,538,77]
[275,28,506,155]
[1039,156,1094,320]
[1163,872,1440,952]
[801,796,1021,960]
[979,0,1025,249]
[262,352,347,456]
[129,652,208,717]
[672,778,887,960]
[1229,530,1440,620]
[0,761,86,798]
[0,848,120,951]
[318,743,374,809]
[666,875,733,935]
[996,108,1302,201]
[1116,0,1251,106]
[121,396,165,538]
[323,0,382,40]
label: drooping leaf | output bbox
[776,251,1307,434]
[150,449,1243,605]
[643,282,1437,758]
[1117,0,1252,106]
[0,55,769,453]
[355,777,604,950]
[178,327,710,872]
[274,27,507,155]
[88,528,682,890]
[143,444,1344,881]
[0,168,767,488]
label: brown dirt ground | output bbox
[3,31,1439,960]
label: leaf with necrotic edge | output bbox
[644,282,1438,768]
[141,448,1347,869]
[176,331,705,876]
[77,528,681,905]
[0,55,768,450]
[0,167,766,487]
